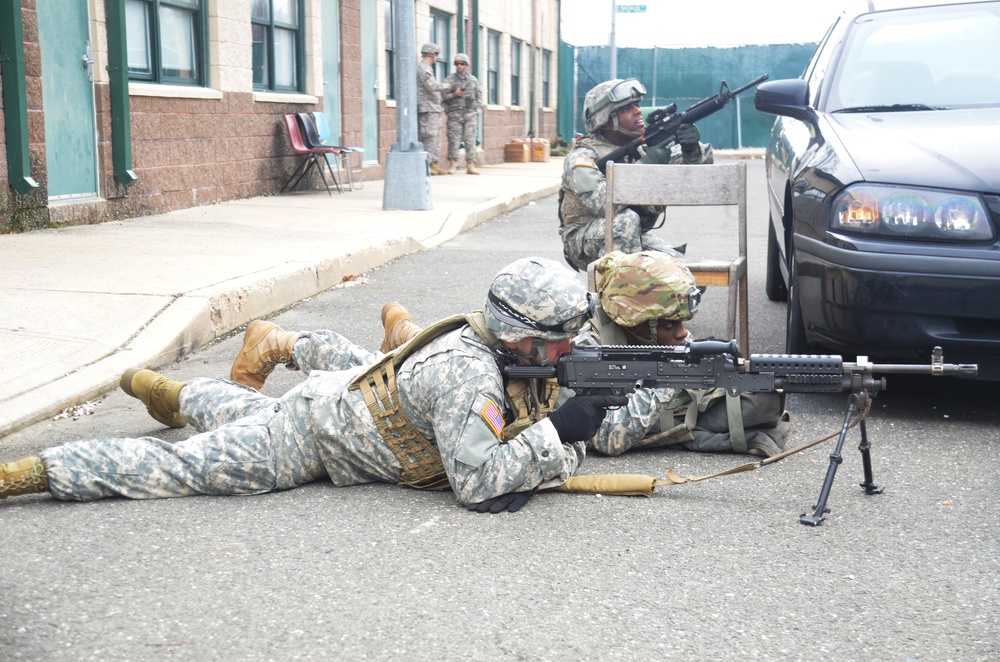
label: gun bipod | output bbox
[799,391,883,526]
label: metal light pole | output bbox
[383,0,432,210]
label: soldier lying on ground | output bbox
[229,251,790,460]
[0,258,629,513]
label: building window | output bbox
[487,30,500,105]
[510,39,522,106]
[430,10,451,81]
[542,49,552,108]
[251,0,304,92]
[384,0,395,100]
[126,0,206,85]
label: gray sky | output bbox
[560,0,872,47]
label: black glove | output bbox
[547,395,630,444]
[469,489,536,514]
[675,123,701,153]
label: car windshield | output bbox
[827,2,1000,112]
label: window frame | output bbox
[384,0,396,100]
[126,0,207,86]
[251,0,306,93]
[430,9,452,81]
[542,49,551,108]
[510,38,522,106]
[487,29,501,105]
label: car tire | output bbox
[786,239,810,354]
[765,217,788,302]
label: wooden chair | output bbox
[279,114,334,196]
[602,161,750,355]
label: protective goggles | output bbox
[587,79,646,118]
[487,291,594,334]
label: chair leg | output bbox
[323,154,343,193]
[739,277,750,357]
[281,156,313,194]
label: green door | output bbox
[37,1,99,200]
[322,1,342,142]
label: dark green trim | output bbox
[105,0,138,184]
[0,0,39,194]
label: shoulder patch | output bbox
[573,155,596,168]
[480,399,505,438]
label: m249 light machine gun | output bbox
[506,340,977,525]
[594,74,769,173]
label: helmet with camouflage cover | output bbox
[421,42,441,56]
[453,53,470,65]
[594,250,700,326]
[582,78,646,133]
[485,257,592,343]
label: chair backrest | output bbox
[296,112,326,150]
[283,114,313,155]
[312,111,332,143]
[602,161,747,260]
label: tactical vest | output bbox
[348,312,558,490]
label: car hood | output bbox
[826,108,1000,193]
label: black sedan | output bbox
[753,0,1000,378]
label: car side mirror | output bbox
[754,79,817,126]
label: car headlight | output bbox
[831,185,993,241]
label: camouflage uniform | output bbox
[559,132,714,271]
[442,69,483,164]
[38,258,620,508]
[583,251,790,457]
[417,58,450,164]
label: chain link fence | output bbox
[564,44,817,148]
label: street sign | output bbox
[617,4,647,12]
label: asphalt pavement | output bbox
[0,160,569,439]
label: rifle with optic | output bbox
[594,74,769,173]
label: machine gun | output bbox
[505,339,977,525]
[594,74,769,173]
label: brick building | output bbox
[0,0,561,233]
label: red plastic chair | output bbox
[280,114,334,195]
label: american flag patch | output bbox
[573,155,595,168]
[481,400,505,437]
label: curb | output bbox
[0,181,560,438]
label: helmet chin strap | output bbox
[624,320,658,344]
[610,113,643,138]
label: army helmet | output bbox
[594,250,700,326]
[421,42,441,56]
[485,257,592,342]
[454,53,470,65]
[582,78,646,133]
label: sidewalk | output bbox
[0,159,564,438]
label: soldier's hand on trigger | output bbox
[675,123,701,153]
[546,395,629,444]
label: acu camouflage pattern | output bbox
[594,250,699,325]
[417,58,450,162]
[484,257,591,342]
[559,131,712,271]
[39,326,587,507]
[442,67,483,163]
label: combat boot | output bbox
[121,368,188,428]
[0,456,49,500]
[429,163,448,176]
[446,159,458,174]
[380,302,423,353]
[230,320,300,391]
[466,161,481,175]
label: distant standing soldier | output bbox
[417,42,453,176]
[441,53,484,175]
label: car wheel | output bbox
[785,240,810,354]
[765,217,788,302]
